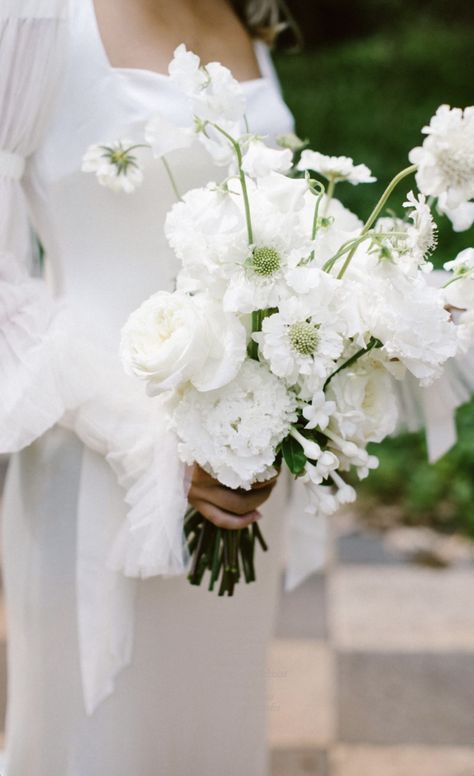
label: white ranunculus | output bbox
[82,139,144,193]
[172,360,298,489]
[145,113,194,158]
[327,364,399,446]
[120,291,246,395]
[297,150,376,185]
[409,104,474,209]
[242,140,293,178]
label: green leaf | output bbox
[282,435,307,476]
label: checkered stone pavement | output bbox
[0,450,473,775]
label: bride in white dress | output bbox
[0,1,328,774]
[1,2,472,774]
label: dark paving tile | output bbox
[275,573,327,640]
[337,652,474,746]
[271,748,328,775]
[337,532,408,565]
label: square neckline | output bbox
[87,0,269,88]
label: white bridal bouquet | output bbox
[83,46,474,595]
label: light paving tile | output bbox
[271,748,328,775]
[337,652,474,746]
[329,566,474,651]
[330,745,474,776]
[268,640,335,748]
[275,573,327,640]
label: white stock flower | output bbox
[82,139,144,193]
[302,390,336,430]
[242,140,293,178]
[120,291,246,395]
[172,360,298,489]
[297,150,376,185]
[145,113,194,157]
[253,295,344,387]
[409,104,474,209]
[437,194,474,232]
[302,480,338,516]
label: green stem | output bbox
[323,177,336,217]
[336,164,417,279]
[209,122,254,245]
[323,337,382,390]
[161,156,182,201]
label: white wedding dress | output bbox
[0,2,326,775]
[1,3,472,775]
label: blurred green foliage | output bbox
[275,19,474,535]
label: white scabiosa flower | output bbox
[403,191,437,265]
[409,104,474,209]
[120,290,246,394]
[81,139,144,193]
[242,140,293,178]
[297,150,376,185]
[172,360,298,490]
[253,296,344,387]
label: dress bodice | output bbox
[24,0,294,341]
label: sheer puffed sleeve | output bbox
[0,0,189,577]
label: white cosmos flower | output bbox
[297,150,376,185]
[145,113,194,157]
[242,140,293,178]
[82,139,144,193]
[253,295,344,387]
[172,360,298,489]
[437,193,474,232]
[409,104,474,208]
[257,171,308,213]
[120,290,246,395]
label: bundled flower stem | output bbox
[184,509,267,595]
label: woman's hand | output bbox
[188,464,278,530]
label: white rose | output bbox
[327,365,398,445]
[120,291,247,394]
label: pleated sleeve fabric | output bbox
[0,0,189,578]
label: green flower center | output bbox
[289,321,319,356]
[251,246,281,277]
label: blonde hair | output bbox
[233,0,298,45]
